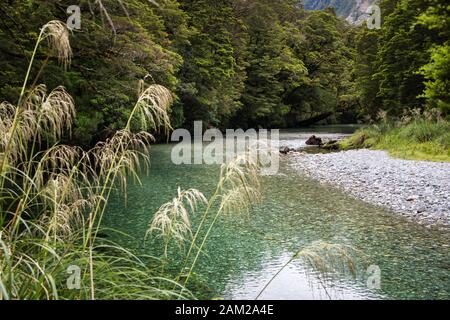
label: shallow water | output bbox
[105,126,450,300]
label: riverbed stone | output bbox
[290,149,450,227]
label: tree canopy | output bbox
[0,0,448,146]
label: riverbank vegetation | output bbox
[340,0,450,160]
[0,20,190,299]
[0,0,363,145]
[1,0,448,155]
[1,0,449,300]
[0,19,361,299]
[341,110,450,162]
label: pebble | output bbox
[290,149,450,226]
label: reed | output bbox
[0,20,185,300]
[147,188,207,257]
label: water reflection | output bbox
[224,252,381,300]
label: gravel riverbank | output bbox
[290,149,450,226]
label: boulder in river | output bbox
[280,146,295,155]
[305,135,323,146]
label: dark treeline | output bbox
[0,0,448,146]
[355,0,449,118]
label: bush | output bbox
[340,112,450,162]
[399,119,450,143]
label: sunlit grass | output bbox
[341,110,450,162]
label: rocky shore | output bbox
[290,149,450,226]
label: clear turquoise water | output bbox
[104,127,450,300]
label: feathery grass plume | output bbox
[91,130,154,192]
[39,145,84,176]
[0,102,16,159]
[215,153,262,216]
[220,154,260,194]
[0,102,37,165]
[40,20,72,69]
[178,154,262,289]
[296,241,361,277]
[36,86,75,139]
[39,172,97,242]
[218,185,260,217]
[86,81,173,227]
[147,188,207,253]
[256,241,363,300]
[1,19,188,300]
[0,20,72,177]
[91,82,173,190]
[0,85,75,168]
[83,82,173,298]
[127,84,173,134]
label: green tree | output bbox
[354,27,381,118]
[176,0,245,128]
[286,9,355,125]
[0,0,183,145]
[373,0,437,114]
[417,0,450,113]
[233,0,308,128]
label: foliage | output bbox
[354,0,450,117]
[0,20,184,299]
[341,109,450,162]
[0,19,363,300]
[0,0,362,139]
[417,0,450,113]
[0,0,183,146]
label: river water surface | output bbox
[105,126,450,300]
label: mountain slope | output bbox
[304,0,377,24]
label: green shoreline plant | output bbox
[0,20,188,300]
[340,109,450,162]
[1,19,363,300]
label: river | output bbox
[104,126,450,300]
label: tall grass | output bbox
[341,109,450,162]
[1,20,363,300]
[0,20,186,300]
[146,153,263,292]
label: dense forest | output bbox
[0,0,448,145]
[1,0,450,302]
